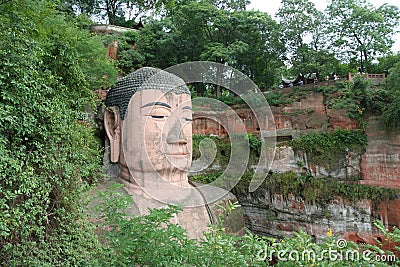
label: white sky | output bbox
[247,0,400,53]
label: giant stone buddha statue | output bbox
[103,67,244,239]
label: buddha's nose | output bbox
[166,118,188,144]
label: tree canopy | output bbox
[0,0,117,264]
[54,0,400,89]
[326,0,400,72]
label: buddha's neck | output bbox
[119,164,190,188]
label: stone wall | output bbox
[193,91,358,137]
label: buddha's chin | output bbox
[163,154,191,171]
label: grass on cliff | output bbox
[192,133,262,168]
[290,128,367,171]
[191,171,400,208]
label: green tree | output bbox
[172,2,283,93]
[277,0,336,79]
[369,53,400,75]
[386,58,400,92]
[327,0,400,72]
[224,10,284,89]
[382,58,400,129]
[134,18,180,70]
[0,0,117,264]
[61,0,175,26]
[208,0,249,11]
[277,0,319,64]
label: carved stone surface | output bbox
[100,67,244,239]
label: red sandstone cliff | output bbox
[191,89,400,242]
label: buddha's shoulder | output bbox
[191,182,246,236]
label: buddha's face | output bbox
[121,89,192,180]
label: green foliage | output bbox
[327,0,400,69]
[247,133,262,153]
[116,30,146,73]
[383,95,400,129]
[233,171,400,208]
[217,93,245,105]
[134,18,179,70]
[381,60,400,129]
[291,128,367,155]
[262,87,311,107]
[263,91,293,106]
[132,2,284,91]
[60,0,173,26]
[190,172,224,184]
[328,76,370,126]
[0,0,116,265]
[97,30,146,75]
[327,75,398,129]
[122,30,139,44]
[277,0,328,73]
[93,184,193,266]
[92,184,399,266]
[367,88,393,116]
[192,134,232,164]
[117,49,146,74]
[370,53,400,75]
[386,59,400,92]
[75,34,118,90]
[93,184,270,266]
[191,134,262,171]
[290,129,367,169]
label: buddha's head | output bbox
[104,67,193,195]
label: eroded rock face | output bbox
[268,146,362,179]
[237,191,374,240]
[192,92,330,136]
[191,91,364,179]
[360,116,400,189]
[190,90,400,242]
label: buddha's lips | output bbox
[165,146,190,156]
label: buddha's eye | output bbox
[184,118,192,122]
[148,106,170,119]
[151,115,167,119]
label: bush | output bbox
[218,93,244,105]
[291,128,367,154]
[93,184,400,266]
[192,134,232,165]
[383,95,400,129]
[0,0,116,265]
[328,75,399,129]
[263,91,292,106]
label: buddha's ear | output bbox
[104,106,121,163]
